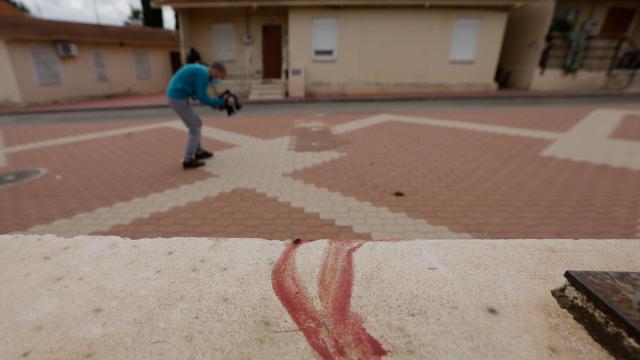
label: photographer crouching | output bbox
[166,62,238,169]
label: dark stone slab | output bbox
[565,271,640,343]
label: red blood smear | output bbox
[272,240,389,359]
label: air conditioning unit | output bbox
[55,42,78,58]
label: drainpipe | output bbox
[245,10,252,84]
[586,0,596,23]
[177,9,188,62]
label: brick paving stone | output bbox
[2,120,167,147]
[204,113,371,140]
[102,188,371,240]
[290,126,348,152]
[290,121,640,239]
[413,107,595,133]
[4,107,640,239]
[610,114,640,141]
[0,128,232,233]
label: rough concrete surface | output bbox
[1,236,639,359]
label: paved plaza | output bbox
[2,101,640,359]
[1,103,640,239]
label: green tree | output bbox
[125,5,143,26]
[141,0,163,29]
[5,0,30,14]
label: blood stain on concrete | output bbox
[272,240,388,359]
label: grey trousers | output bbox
[168,98,203,161]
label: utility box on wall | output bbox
[288,67,305,98]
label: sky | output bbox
[17,0,176,30]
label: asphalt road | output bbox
[1,95,639,126]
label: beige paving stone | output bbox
[3,121,177,155]
[18,113,467,239]
[391,114,563,140]
[22,178,235,236]
[541,109,640,170]
[10,108,640,240]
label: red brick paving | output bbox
[2,120,167,147]
[290,125,348,152]
[204,113,371,140]
[290,121,640,238]
[102,188,371,240]
[416,107,594,133]
[3,108,640,239]
[611,114,640,141]
[0,128,232,233]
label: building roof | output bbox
[0,14,179,46]
[0,1,24,15]
[154,0,538,8]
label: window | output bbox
[212,23,235,61]
[312,18,337,60]
[449,19,481,63]
[133,49,151,80]
[92,50,108,82]
[29,45,61,85]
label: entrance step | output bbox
[607,69,640,91]
[249,80,286,100]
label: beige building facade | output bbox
[499,0,640,91]
[0,10,179,106]
[159,0,538,98]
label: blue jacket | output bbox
[166,64,224,107]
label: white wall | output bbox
[8,40,177,104]
[0,39,22,104]
[288,8,509,95]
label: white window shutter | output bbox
[93,50,108,82]
[312,18,337,59]
[450,19,481,62]
[133,49,151,80]
[212,23,235,61]
[29,45,61,85]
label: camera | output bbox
[218,90,242,116]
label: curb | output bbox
[2,91,640,116]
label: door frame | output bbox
[261,24,283,79]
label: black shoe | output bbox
[182,159,205,169]
[195,150,214,160]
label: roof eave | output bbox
[153,0,536,9]
[1,34,178,47]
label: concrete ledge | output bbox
[1,235,639,359]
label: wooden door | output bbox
[600,7,636,35]
[169,51,182,74]
[262,25,282,79]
